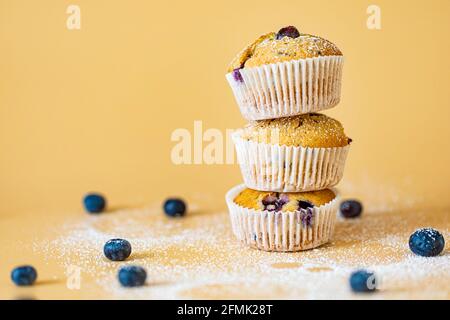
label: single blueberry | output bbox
[340,200,363,218]
[163,198,186,217]
[276,26,301,40]
[118,266,147,287]
[409,228,445,257]
[104,239,132,261]
[11,265,38,286]
[349,269,377,293]
[83,193,106,213]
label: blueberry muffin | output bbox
[225,26,344,120]
[233,113,351,192]
[226,184,339,252]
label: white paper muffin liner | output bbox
[233,131,350,192]
[226,56,344,120]
[226,184,339,252]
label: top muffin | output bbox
[227,26,342,72]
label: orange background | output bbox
[0,0,449,299]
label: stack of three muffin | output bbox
[225,26,351,252]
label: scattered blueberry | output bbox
[163,198,186,217]
[349,269,377,293]
[104,239,132,261]
[11,265,37,286]
[340,200,363,218]
[232,68,244,83]
[118,266,147,287]
[409,228,445,257]
[276,26,301,40]
[83,193,106,214]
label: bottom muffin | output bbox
[225,184,339,252]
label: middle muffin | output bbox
[233,113,351,192]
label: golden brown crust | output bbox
[227,32,342,72]
[227,32,276,72]
[239,113,350,148]
[234,188,335,211]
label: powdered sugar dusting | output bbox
[33,191,449,299]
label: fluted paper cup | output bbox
[226,56,344,120]
[233,131,350,192]
[226,184,339,252]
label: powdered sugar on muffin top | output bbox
[228,30,342,72]
[240,113,350,147]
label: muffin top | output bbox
[234,188,335,212]
[238,113,350,148]
[227,26,342,72]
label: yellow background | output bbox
[1,0,450,215]
[0,0,449,299]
